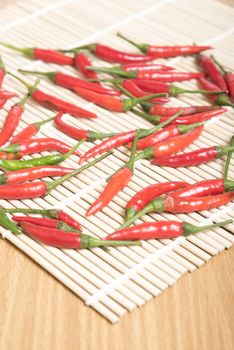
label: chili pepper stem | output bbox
[8,71,40,95]
[35,115,55,128]
[59,44,94,53]
[81,234,141,248]
[45,151,112,194]
[128,130,139,171]
[210,55,227,74]
[0,208,22,235]
[5,208,53,216]
[170,85,224,96]
[18,69,56,82]
[0,41,34,58]
[183,220,232,236]
[224,135,234,182]
[0,55,5,70]
[116,32,147,53]
[132,109,159,125]
[85,66,135,78]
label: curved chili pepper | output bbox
[19,222,139,249]
[198,77,234,107]
[0,208,22,235]
[10,116,54,144]
[0,138,81,156]
[212,56,234,99]
[79,112,181,164]
[147,104,219,117]
[121,192,234,228]
[152,144,234,167]
[9,73,97,118]
[0,42,74,65]
[135,122,206,150]
[0,56,5,87]
[135,126,204,161]
[197,54,228,91]
[117,33,212,58]
[86,66,204,82]
[62,43,153,64]
[19,69,121,96]
[86,131,139,217]
[119,62,174,72]
[0,91,30,147]
[0,141,82,171]
[12,216,81,232]
[0,166,74,184]
[54,112,117,141]
[72,85,167,112]
[0,89,18,109]
[74,52,101,83]
[125,181,188,221]
[106,219,232,241]
[133,108,226,125]
[0,152,111,199]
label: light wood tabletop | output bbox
[0,1,234,350]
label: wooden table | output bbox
[0,1,234,349]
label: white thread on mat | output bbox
[85,236,185,306]
[0,0,74,34]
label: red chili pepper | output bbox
[147,104,219,117]
[0,42,74,66]
[62,43,154,64]
[106,220,232,241]
[79,112,181,164]
[9,73,97,118]
[74,52,101,83]
[0,166,74,184]
[171,178,234,198]
[86,131,139,216]
[197,54,228,91]
[12,215,81,232]
[19,222,139,248]
[152,145,234,167]
[86,66,204,82]
[135,126,203,161]
[0,92,30,147]
[19,69,121,96]
[125,181,188,221]
[10,115,54,144]
[0,152,21,160]
[198,77,234,107]
[0,137,81,156]
[117,33,212,58]
[134,122,204,150]
[121,192,234,228]
[212,55,234,99]
[119,62,174,72]
[54,112,117,141]
[0,89,18,109]
[72,85,167,112]
[0,56,6,87]
[0,152,110,200]
[133,108,226,125]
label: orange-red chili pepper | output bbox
[19,69,121,96]
[74,52,101,83]
[0,166,74,184]
[119,62,174,72]
[86,131,139,216]
[62,43,154,64]
[0,89,18,109]
[9,73,97,118]
[0,137,81,156]
[54,112,117,141]
[105,220,232,241]
[117,32,212,58]
[19,222,139,248]
[151,145,234,167]
[10,116,54,144]
[125,181,188,221]
[0,42,74,65]
[147,104,219,117]
[212,55,234,99]
[198,77,234,107]
[197,54,228,91]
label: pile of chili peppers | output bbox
[0,33,233,250]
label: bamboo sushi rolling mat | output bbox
[0,0,234,326]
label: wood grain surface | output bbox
[0,1,234,350]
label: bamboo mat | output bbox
[0,0,234,323]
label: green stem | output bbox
[8,71,40,94]
[128,130,139,171]
[59,44,95,53]
[0,55,5,70]
[132,109,159,125]
[85,66,135,78]
[169,85,225,96]
[211,55,228,74]
[224,135,234,182]
[45,151,111,194]
[18,69,56,83]
[81,234,140,248]
[182,220,232,236]
[216,94,234,107]
[116,32,148,53]
[178,121,206,134]
[0,208,22,235]
[123,93,168,111]
[0,41,34,58]
[34,115,55,129]
[4,208,54,216]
